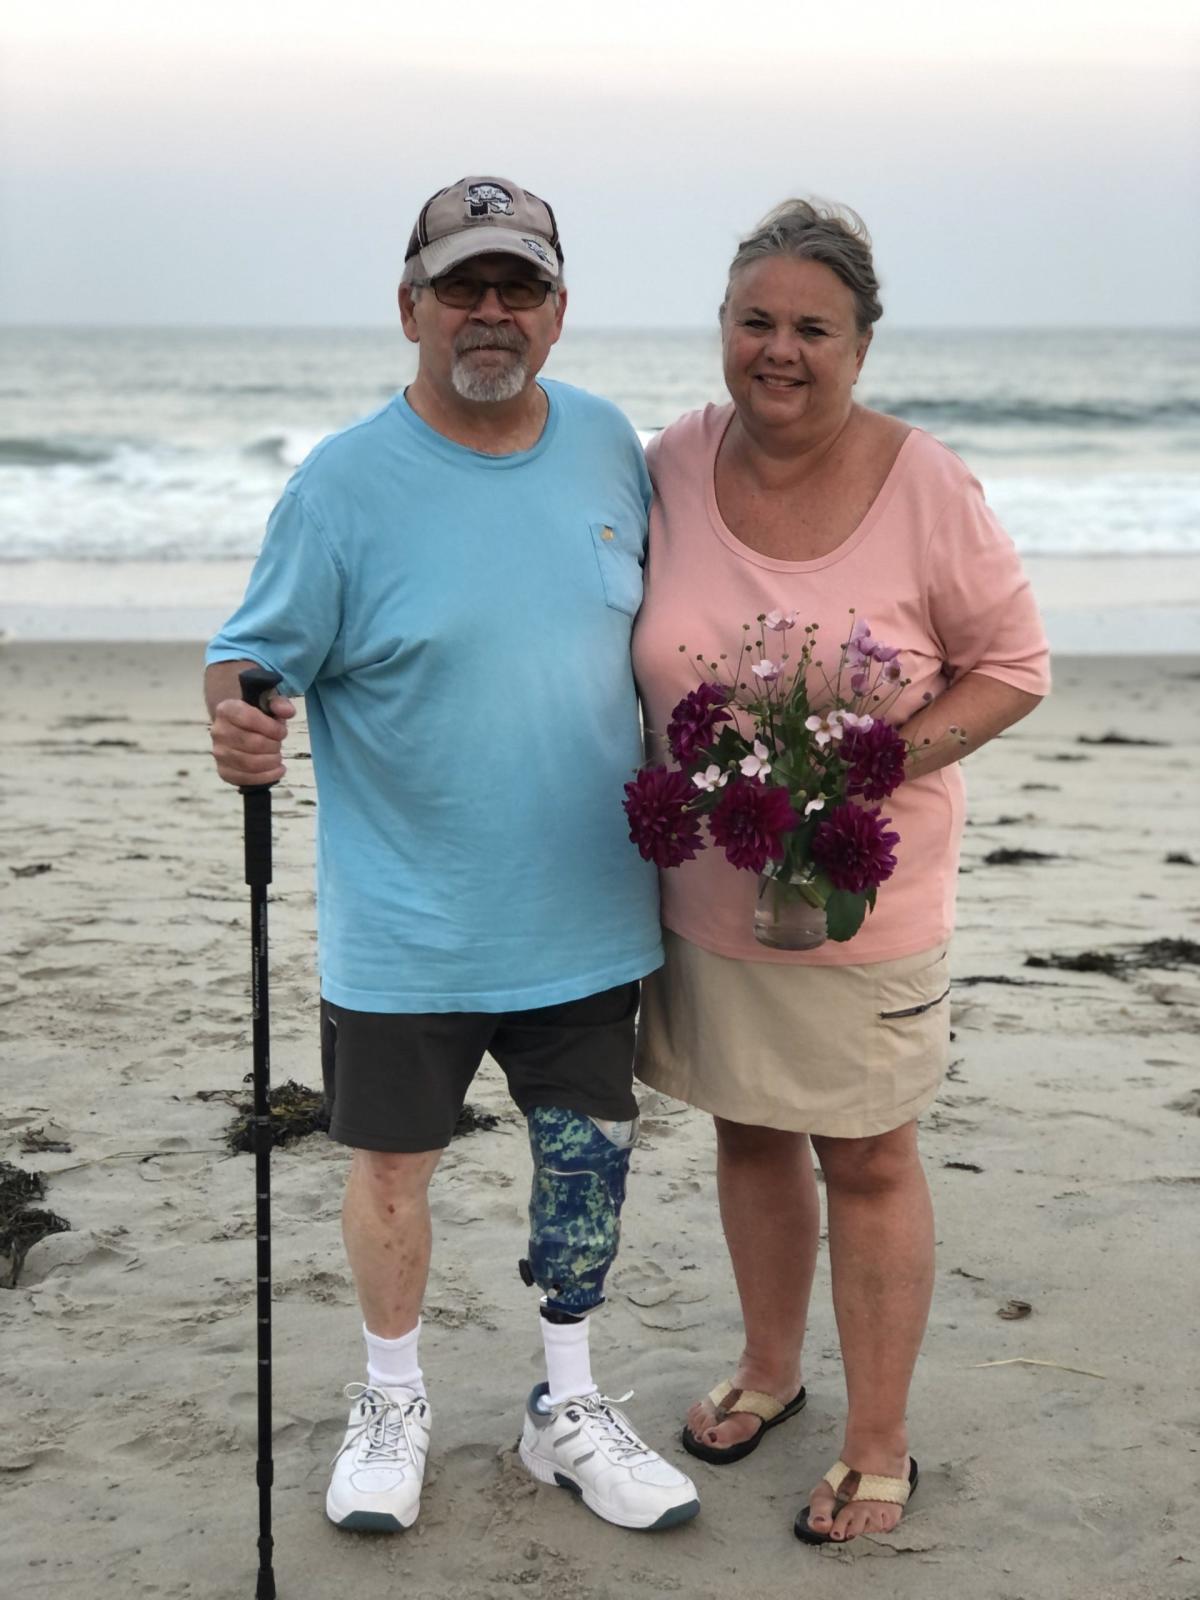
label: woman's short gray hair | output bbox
[723,199,883,332]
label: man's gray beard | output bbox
[450,353,530,403]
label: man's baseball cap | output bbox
[403,176,563,284]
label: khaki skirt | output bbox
[635,929,951,1139]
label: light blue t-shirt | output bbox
[207,380,662,1012]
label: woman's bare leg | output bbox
[803,1120,933,1540]
[686,1118,820,1450]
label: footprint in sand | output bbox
[19,1230,140,1287]
[614,1259,709,1331]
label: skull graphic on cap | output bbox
[466,182,515,219]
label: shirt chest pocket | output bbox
[589,520,644,617]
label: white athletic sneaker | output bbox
[325,1383,431,1532]
[519,1383,700,1531]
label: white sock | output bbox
[364,1319,426,1398]
[540,1313,598,1408]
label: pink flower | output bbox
[841,718,908,801]
[811,804,900,893]
[708,778,798,873]
[751,658,782,683]
[845,616,901,668]
[763,610,798,631]
[845,617,874,668]
[622,766,706,868]
[666,683,732,762]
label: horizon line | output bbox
[2,320,1198,336]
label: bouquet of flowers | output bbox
[623,613,963,949]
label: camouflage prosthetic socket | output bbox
[521,1107,638,1318]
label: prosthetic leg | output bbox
[515,1107,701,1529]
[518,1106,638,1320]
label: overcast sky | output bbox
[2,0,1198,328]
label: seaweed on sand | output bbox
[1076,732,1169,747]
[982,847,1060,866]
[224,1081,499,1152]
[452,1104,500,1137]
[0,1162,70,1288]
[1025,939,1200,978]
[225,1079,330,1153]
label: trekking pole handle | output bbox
[239,666,284,723]
[238,668,283,887]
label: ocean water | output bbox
[0,326,1197,564]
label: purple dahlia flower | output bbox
[811,803,900,894]
[707,778,798,874]
[841,719,908,800]
[667,683,732,762]
[622,765,705,869]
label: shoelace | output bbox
[575,1390,654,1463]
[332,1382,425,1468]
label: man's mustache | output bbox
[454,328,528,356]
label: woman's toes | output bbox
[831,1500,902,1541]
[830,1505,860,1541]
[806,1485,835,1530]
[714,1415,755,1447]
[686,1402,760,1450]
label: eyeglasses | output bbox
[414,273,554,311]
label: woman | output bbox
[631,201,1049,1545]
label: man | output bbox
[205,176,699,1534]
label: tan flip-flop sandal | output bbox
[794,1456,919,1544]
[681,1378,807,1465]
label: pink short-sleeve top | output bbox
[631,404,1052,966]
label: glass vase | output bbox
[753,868,828,951]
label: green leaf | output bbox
[706,725,749,767]
[823,890,868,942]
[789,816,819,854]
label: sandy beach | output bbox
[1,639,1198,1600]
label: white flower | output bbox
[692,764,729,793]
[763,610,798,632]
[840,711,875,732]
[739,739,772,781]
[804,795,826,817]
[804,712,845,748]
[751,658,782,682]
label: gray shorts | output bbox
[320,982,640,1153]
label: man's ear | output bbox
[399,283,420,344]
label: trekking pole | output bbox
[239,665,283,1600]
